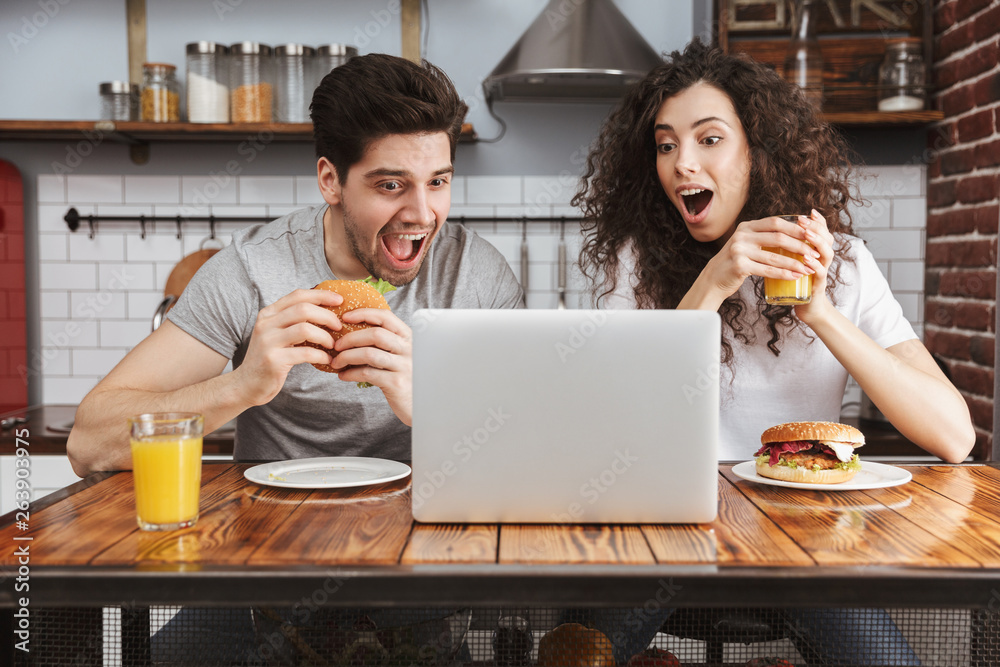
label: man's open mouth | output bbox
[679,187,714,218]
[381,232,429,266]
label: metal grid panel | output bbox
[6,606,998,666]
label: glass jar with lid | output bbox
[99,81,138,121]
[229,42,273,123]
[878,37,926,112]
[141,63,180,122]
[274,43,315,123]
[312,44,358,94]
[186,41,229,123]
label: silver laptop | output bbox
[410,309,720,524]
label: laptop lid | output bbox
[411,309,720,524]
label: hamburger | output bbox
[297,277,396,385]
[754,421,864,484]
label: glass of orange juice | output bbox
[129,412,203,531]
[763,214,813,305]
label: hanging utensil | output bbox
[520,219,529,291]
[557,219,567,309]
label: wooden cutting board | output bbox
[163,247,220,298]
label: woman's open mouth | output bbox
[381,231,430,269]
[678,187,714,224]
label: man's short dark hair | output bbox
[310,53,468,182]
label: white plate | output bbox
[244,457,411,489]
[731,460,912,491]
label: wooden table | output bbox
[3,462,1000,610]
[5,462,1000,665]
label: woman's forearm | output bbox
[801,306,975,462]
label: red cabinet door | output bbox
[0,160,27,413]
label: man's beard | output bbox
[341,199,423,286]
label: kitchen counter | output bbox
[0,404,235,455]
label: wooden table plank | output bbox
[498,525,655,564]
[0,464,229,567]
[643,472,814,565]
[906,465,1000,520]
[246,477,413,565]
[401,524,498,564]
[92,464,311,565]
[721,467,980,567]
[858,470,1000,568]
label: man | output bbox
[68,52,521,665]
[67,54,524,476]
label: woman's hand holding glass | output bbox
[698,210,824,308]
[790,209,837,323]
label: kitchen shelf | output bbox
[0,114,938,147]
[0,119,479,143]
[0,119,314,142]
[819,110,943,126]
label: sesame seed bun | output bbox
[300,279,391,373]
[760,421,865,448]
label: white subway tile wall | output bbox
[36,167,926,404]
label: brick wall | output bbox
[926,0,1000,456]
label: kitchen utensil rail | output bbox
[64,207,587,238]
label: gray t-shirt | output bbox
[167,205,524,461]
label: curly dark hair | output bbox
[576,39,862,366]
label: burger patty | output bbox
[778,451,841,470]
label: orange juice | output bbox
[131,433,202,530]
[763,247,813,305]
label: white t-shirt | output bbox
[598,235,916,460]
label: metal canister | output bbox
[274,43,315,123]
[229,42,273,122]
[99,81,138,121]
[312,44,358,94]
[186,41,229,123]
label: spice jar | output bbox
[274,43,315,123]
[229,41,273,123]
[186,41,229,123]
[141,63,181,122]
[312,44,358,92]
[878,37,926,112]
[99,81,138,121]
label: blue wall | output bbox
[0,0,696,176]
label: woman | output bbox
[572,39,974,665]
[577,39,973,464]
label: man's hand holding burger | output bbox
[235,287,346,407]
[297,278,413,426]
[328,305,413,425]
[235,277,412,426]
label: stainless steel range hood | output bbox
[483,0,663,103]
